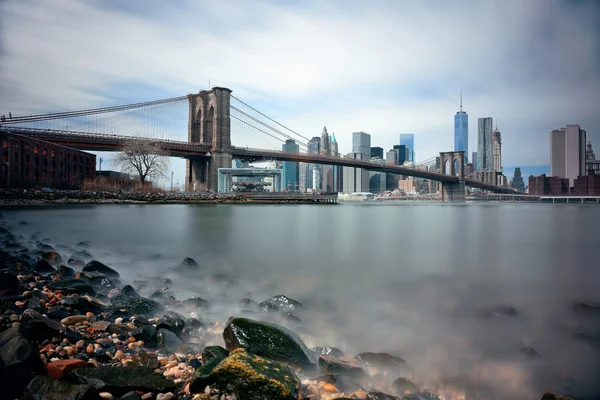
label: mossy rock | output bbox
[202,345,230,363]
[192,348,299,400]
[223,317,314,367]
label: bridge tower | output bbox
[439,151,466,202]
[186,87,232,192]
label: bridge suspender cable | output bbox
[0,96,188,124]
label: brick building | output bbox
[574,174,600,196]
[528,174,570,196]
[0,132,96,189]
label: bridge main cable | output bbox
[1,95,188,124]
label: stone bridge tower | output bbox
[185,87,232,191]
[439,150,466,202]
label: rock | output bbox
[0,271,20,291]
[190,348,299,400]
[62,295,107,314]
[33,259,56,275]
[130,326,157,347]
[20,309,62,340]
[57,265,76,278]
[239,298,259,312]
[521,347,542,358]
[82,260,120,279]
[47,359,87,380]
[46,305,70,320]
[573,302,600,317]
[310,346,345,358]
[109,285,163,318]
[77,272,119,296]
[129,351,160,368]
[61,315,90,325]
[76,241,90,248]
[156,311,186,337]
[264,295,304,313]
[259,301,280,313]
[393,377,418,396]
[479,306,519,319]
[21,375,100,400]
[201,345,230,363]
[355,352,406,371]
[150,288,177,305]
[119,392,142,400]
[0,334,45,399]
[182,296,210,308]
[65,366,176,397]
[157,328,181,353]
[47,279,96,295]
[400,393,441,400]
[68,250,93,265]
[540,393,574,400]
[318,355,366,379]
[223,317,315,367]
[40,251,64,268]
[156,393,175,400]
[179,257,199,269]
[367,391,401,400]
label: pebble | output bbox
[86,311,94,318]
[114,350,124,360]
[61,315,89,325]
[114,317,123,324]
[99,392,113,400]
[86,344,94,354]
[141,393,154,400]
[157,393,176,400]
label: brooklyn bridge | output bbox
[0,87,515,201]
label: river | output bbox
[2,203,599,399]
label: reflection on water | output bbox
[2,203,600,399]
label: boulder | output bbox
[479,306,519,319]
[180,257,199,269]
[0,271,20,292]
[156,311,186,337]
[62,295,107,315]
[0,334,45,399]
[202,345,230,363]
[65,366,176,397]
[46,305,70,320]
[130,325,158,347]
[310,346,345,358]
[82,260,120,279]
[150,288,177,305]
[47,279,96,295]
[393,377,419,396]
[20,309,62,341]
[32,259,56,275]
[573,302,600,317]
[318,355,366,379]
[263,295,304,313]
[109,285,163,318]
[521,347,542,358]
[190,348,299,400]
[47,359,87,380]
[182,295,210,308]
[40,251,64,268]
[223,317,315,367]
[355,352,407,371]
[21,375,100,400]
[57,265,76,278]
[68,250,93,265]
[77,272,118,296]
[157,328,181,353]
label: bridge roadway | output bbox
[1,126,515,193]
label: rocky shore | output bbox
[0,217,588,399]
[0,189,338,206]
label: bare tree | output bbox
[112,139,170,185]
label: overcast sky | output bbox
[1,0,599,186]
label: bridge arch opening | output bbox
[444,159,450,175]
[203,106,214,145]
[192,109,202,143]
[453,159,459,176]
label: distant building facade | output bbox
[1,132,96,189]
[492,129,502,172]
[281,139,300,191]
[477,117,493,171]
[472,151,478,171]
[574,174,600,196]
[550,124,586,187]
[343,152,369,192]
[370,146,384,159]
[511,167,525,193]
[454,93,468,161]
[585,141,600,175]
[352,132,371,158]
[399,134,415,162]
[528,174,570,196]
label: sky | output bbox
[1,0,599,187]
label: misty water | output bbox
[2,203,600,399]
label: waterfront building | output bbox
[454,92,468,162]
[400,134,415,162]
[550,124,587,186]
[371,146,384,159]
[528,174,570,195]
[492,129,502,172]
[477,117,493,171]
[574,174,600,195]
[511,167,525,192]
[585,141,600,175]
[281,139,299,191]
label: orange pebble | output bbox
[322,383,338,393]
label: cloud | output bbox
[1,0,599,185]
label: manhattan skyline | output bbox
[0,0,599,186]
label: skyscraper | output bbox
[305,136,321,190]
[454,92,468,160]
[511,167,525,192]
[330,132,341,191]
[550,124,587,186]
[371,147,384,159]
[281,139,299,191]
[400,134,415,162]
[472,151,478,171]
[393,145,410,166]
[477,117,493,171]
[320,127,330,155]
[352,132,371,158]
[492,129,502,172]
